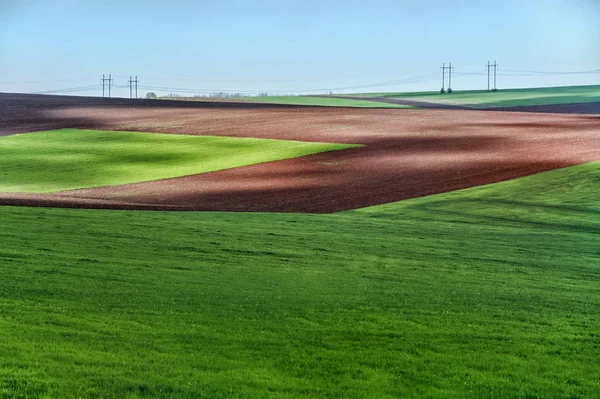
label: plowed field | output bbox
[1,93,599,212]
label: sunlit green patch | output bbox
[0,129,358,193]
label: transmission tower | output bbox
[487,61,498,91]
[441,63,446,93]
[128,76,139,99]
[101,74,113,97]
[449,63,454,92]
[493,61,498,91]
[441,63,454,93]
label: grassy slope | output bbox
[350,85,600,108]
[0,129,356,193]
[247,96,410,108]
[1,162,600,398]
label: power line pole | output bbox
[102,74,113,97]
[487,61,499,91]
[441,63,446,93]
[101,74,113,97]
[448,62,453,93]
[487,61,491,92]
[128,76,140,98]
[493,60,498,91]
[441,63,454,93]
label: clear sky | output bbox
[1,0,599,97]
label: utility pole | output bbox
[128,76,139,98]
[487,61,491,92]
[102,74,113,97]
[486,60,498,91]
[441,63,454,93]
[441,63,446,93]
[448,62,453,92]
[493,60,498,91]
[487,61,499,91]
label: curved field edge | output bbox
[353,159,600,215]
[1,162,599,398]
[0,129,358,193]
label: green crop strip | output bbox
[355,84,600,108]
[0,129,357,193]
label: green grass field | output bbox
[352,84,600,108]
[247,96,410,108]
[1,161,599,398]
[0,129,356,193]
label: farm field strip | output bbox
[246,95,412,108]
[1,104,599,212]
[0,129,357,193]
[347,84,600,108]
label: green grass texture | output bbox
[1,161,599,398]
[0,129,356,193]
[248,96,410,108]
[353,84,600,108]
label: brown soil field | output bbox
[1,93,599,213]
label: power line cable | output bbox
[501,68,600,75]
[0,78,99,85]
[20,66,600,97]
[32,84,101,94]
[137,72,441,95]
[138,71,433,83]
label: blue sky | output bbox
[1,0,599,97]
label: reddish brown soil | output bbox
[1,93,599,213]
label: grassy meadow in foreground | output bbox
[0,129,355,193]
[1,162,600,398]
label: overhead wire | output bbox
[138,71,431,84]
[0,78,99,85]
[456,68,600,76]
[19,66,600,96]
[501,68,600,75]
[137,72,441,95]
[32,84,101,94]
